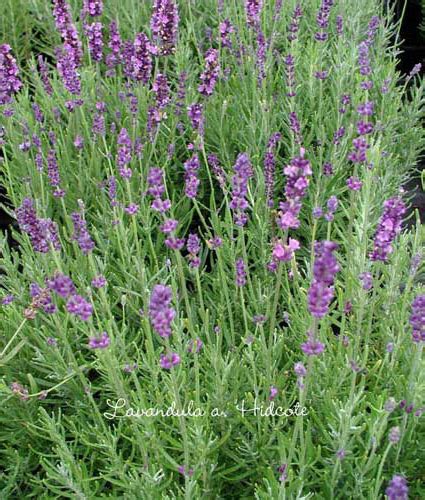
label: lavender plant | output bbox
[0,0,425,498]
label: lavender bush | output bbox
[1,0,425,498]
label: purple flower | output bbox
[208,154,226,190]
[108,176,118,207]
[294,362,307,377]
[348,137,369,164]
[358,41,371,76]
[269,386,278,400]
[307,281,335,318]
[370,197,406,262]
[410,294,425,343]
[245,0,263,28]
[385,475,408,500]
[307,241,339,318]
[91,275,107,288]
[284,54,296,97]
[188,338,203,354]
[325,196,338,221]
[187,103,204,136]
[184,154,200,199]
[152,198,171,214]
[16,198,61,253]
[56,44,81,95]
[124,203,139,215]
[30,284,57,314]
[386,342,394,353]
[256,30,267,85]
[235,258,247,287]
[71,211,95,255]
[149,285,175,338]
[389,426,400,444]
[47,149,65,197]
[10,381,29,401]
[301,332,325,356]
[164,236,185,250]
[1,294,15,307]
[66,294,93,320]
[83,0,103,17]
[52,0,83,65]
[264,132,281,207]
[346,176,362,191]
[284,151,311,199]
[230,153,253,226]
[408,63,422,80]
[207,236,223,250]
[287,4,302,41]
[132,33,153,84]
[153,73,170,109]
[272,238,300,262]
[150,0,179,56]
[174,71,187,116]
[74,135,84,149]
[314,70,328,80]
[88,332,110,349]
[323,162,333,176]
[357,101,374,116]
[360,80,373,90]
[198,48,219,97]
[37,55,52,95]
[357,120,374,135]
[160,219,179,234]
[48,273,76,298]
[85,22,103,62]
[313,241,339,285]
[92,111,105,136]
[187,233,201,268]
[366,16,380,45]
[359,272,373,291]
[116,128,133,178]
[219,19,235,49]
[147,167,166,197]
[336,15,343,35]
[276,150,311,230]
[289,111,302,144]
[277,464,287,482]
[160,352,181,369]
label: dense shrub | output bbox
[1,1,424,498]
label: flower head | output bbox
[160,352,181,369]
[16,198,61,253]
[410,294,425,343]
[198,48,219,96]
[88,332,110,349]
[151,0,179,55]
[149,285,176,338]
[370,197,406,262]
[385,475,408,500]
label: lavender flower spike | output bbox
[370,197,406,262]
[16,198,61,253]
[149,285,176,338]
[385,475,408,500]
[410,295,425,343]
[198,49,219,97]
[230,153,253,227]
[0,44,22,105]
[151,0,179,56]
[307,241,339,318]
